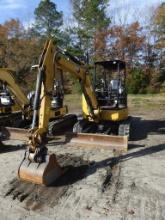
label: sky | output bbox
[0,0,71,25]
[109,0,163,24]
[0,0,163,26]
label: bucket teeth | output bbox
[18,154,63,186]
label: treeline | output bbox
[0,0,164,93]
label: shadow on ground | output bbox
[0,142,26,153]
[130,117,165,141]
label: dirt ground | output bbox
[0,95,165,220]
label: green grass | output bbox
[64,93,81,110]
[64,93,165,111]
[128,93,165,109]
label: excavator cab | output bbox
[0,87,14,106]
[81,59,129,136]
[51,68,64,109]
[27,69,64,110]
[0,81,19,114]
[94,60,127,109]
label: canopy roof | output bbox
[95,60,126,71]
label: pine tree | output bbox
[33,0,63,38]
[71,0,110,60]
[153,3,165,87]
[154,2,165,49]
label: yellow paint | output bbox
[49,105,67,119]
[12,104,20,112]
[82,94,128,122]
[0,104,20,114]
[100,108,128,121]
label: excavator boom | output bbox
[18,40,64,185]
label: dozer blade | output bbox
[0,127,28,141]
[18,154,63,186]
[66,133,128,152]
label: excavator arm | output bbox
[27,39,101,155]
[18,40,63,185]
[18,39,100,185]
[55,52,100,121]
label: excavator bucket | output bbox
[18,154,63,186]
[66,133,128,152]
[0,127,63,186]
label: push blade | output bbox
[18,154,63,186]
[66,132,128,152]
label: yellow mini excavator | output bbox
[15,39,129,186]
[0,68,76,131]
[73,60,130,136]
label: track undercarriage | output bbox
[73,117,131,139]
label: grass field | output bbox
[64,93,165,113]
[64,93,82,112]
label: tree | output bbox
[0,19,41,90]
[0,19,24,68]
[127,68,150,94]
[71,0,110,60]
[107,22,145,67]
[154,2,165,49]
[33,0,63,38]
[153,3,165,89]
